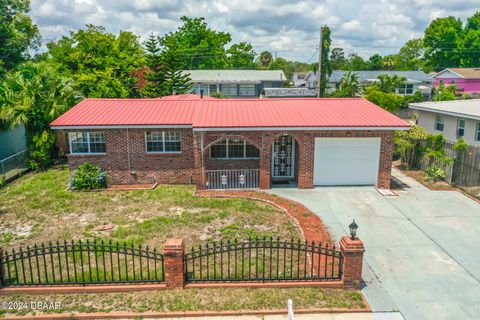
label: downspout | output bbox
[199,132,206,187]
[127,128,132,173]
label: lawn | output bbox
[0,166,300,250]
[0,288,366,317]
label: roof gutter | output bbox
[192,126,411,132]
[409,105,480,121]
[50,125,193,130]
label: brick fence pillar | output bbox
[163,239,185,289]
[0,247,5,287]
[340,236,365,289]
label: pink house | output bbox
[432,68,480,95]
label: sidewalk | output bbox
[158,312,404,320]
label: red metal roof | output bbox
[50,96,410,129]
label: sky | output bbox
[30,0,479,62]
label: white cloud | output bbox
[30,0,478,61]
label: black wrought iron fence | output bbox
[184,237,342,282]
[0,240,164,286]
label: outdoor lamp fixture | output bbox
[349,219,358,240]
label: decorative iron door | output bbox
[272,135,295,179]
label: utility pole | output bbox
[317,27,323,98]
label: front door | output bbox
[272,135,295,179]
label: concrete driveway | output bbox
[270,169,480,320]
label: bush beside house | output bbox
[69,162,107,190]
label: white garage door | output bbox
[313,138,381,186]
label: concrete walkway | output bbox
[270,171,480,320]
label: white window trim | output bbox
[434,116,445,132]
[476,122,480,142]
[68,132,106,155]
[145,131,182,154]
[457,119,466,138]
[209,138,260,160]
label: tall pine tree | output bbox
[142,34,164,97]
[159,36,192,95]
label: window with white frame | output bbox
[476,122,480,142]
[238,84,256,96]
[145,131,181,153]
[210,138,259,159]
[457,119,466,138]
[435,115,445,132]
[220,84,238,96]
[398,83,414,95]
[69,132,106,154]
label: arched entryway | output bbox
[271,134,299,186]
[202,135,261,189]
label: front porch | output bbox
[194,131,304,190]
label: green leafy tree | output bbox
[257,51,273,69]
[346,53,368,70]
[330,47,346,70]
[168,16,231,69]
[382,55,397,70]
[367,54,384,70]
[394,126,429,168]
[423,16,463,70]
[45,25,144,98]
[0,0,40,75]
[142,34,164,98]
[433,82,456,101]
[227,42,256,69]
[159,36,192,95]
[332,71,360,97]
[375,74,406,93]
[318,26,332,97]
[364,86,405,112]
[397,38,426,71]
[460,12,480,67]
[0,62,79,169]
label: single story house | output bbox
[185,70,287,98]
[291,72,308,87]
[50,95,410,190]
[410,99,480,146]
[432,68,480,96]
[304,70,433,97]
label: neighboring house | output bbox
[291,72,308,87]
[432,68,480,96]
[262,88,316,98]
[185,70,287,98]
[304,70,433,97]
[50,95,409,190]
[0,124,27,161]
[410,99,480,146]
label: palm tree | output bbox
[0,62,79,168]
[333,71,361,97]
[257,51,273,69]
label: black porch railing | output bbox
[0,240,165,286]
[206,169,259,189]
[184,237,342,282]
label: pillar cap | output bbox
[164,239,184,252]
[340,235,365,252]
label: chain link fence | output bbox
[0,150,29,186]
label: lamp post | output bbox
[349,219,358,240]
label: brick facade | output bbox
[340,236,365,289]
[163,239,185,289]
[67,129,195,185]
[65,128,394,189]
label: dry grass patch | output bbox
[0,288,366,317]
[0,166,300,249]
